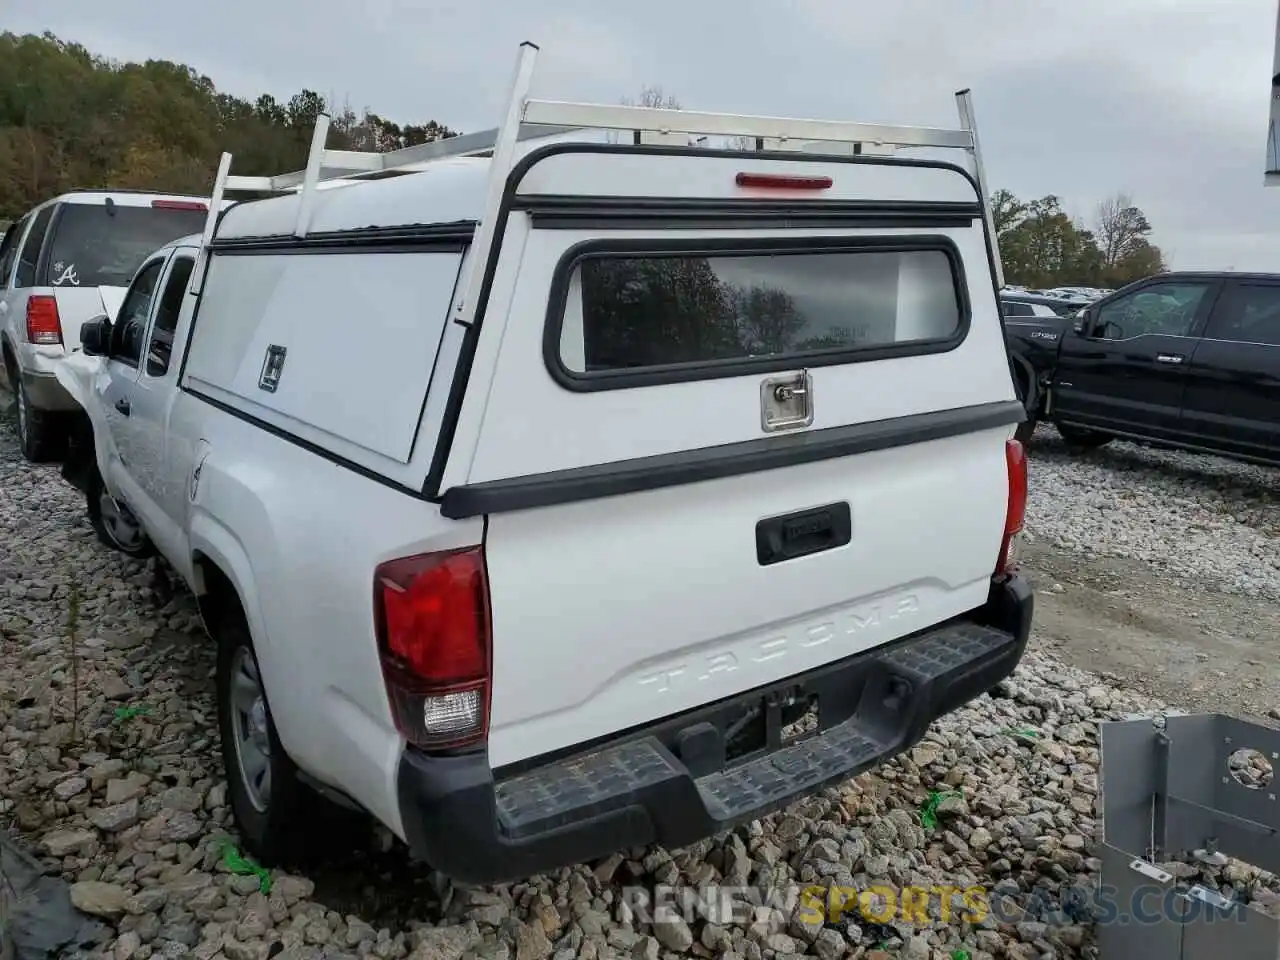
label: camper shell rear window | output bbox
[546,237,970,390]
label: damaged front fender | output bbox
[53,353,119,497]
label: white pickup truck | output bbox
[55,44,1033,884]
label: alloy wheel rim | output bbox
[98,491,146,552]
[229,646,272,813]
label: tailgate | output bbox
[438,149,1021,767]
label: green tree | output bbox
[990,188,1027,236]
[0,31,460,218]
[993,189,1165,289]
[998,195,1093,288]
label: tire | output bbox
[214,605,341,866]
[1008,356,1039,448]
[86,465,155,558]
[13,377,65,463]
[1056,423,1113,452]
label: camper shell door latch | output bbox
[761,370,814,433]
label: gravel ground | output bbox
[1023,425,1280,601]
[3,412,1279,960]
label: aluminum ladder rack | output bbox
[191,41,1004,301]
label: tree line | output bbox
[993,189,1165,290]
[0,31,457,219]
[0,31,1167,290]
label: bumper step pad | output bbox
[493,620,1018,836]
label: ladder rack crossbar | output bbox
[190,40,1003,288]
[521,99,975,150]
[260,123,581,191]
[255,105,976,191]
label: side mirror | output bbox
[80,315,111,356]
[1072,309,1092,336]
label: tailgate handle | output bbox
[756,502,852,566]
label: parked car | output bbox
[1007,271,1280,462]
[1000,297,1079,438]
[1000,290,1086,318]
[1041,286,1110,302]
[0,191,222,462]
[54,52,1033,884]
[1001,298,1062,319]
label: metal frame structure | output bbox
[1267,0,1280,185]
[190,40,1005,296]
[1099,713,1280,959]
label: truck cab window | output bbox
[111,258,165,367]
[1095,282,1209,340]
[1206,285,1280,347]
[147,257,195,376]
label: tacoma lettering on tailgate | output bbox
[636,595,920,695]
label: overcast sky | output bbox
[9,0,1280,271]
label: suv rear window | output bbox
[553,242,965,381]
[44,202,206,288]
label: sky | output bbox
[7,0,1280,271]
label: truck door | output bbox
[125,251,197,567]
[1178,279,1280,458]
[94,253,168,500]
[1051,277,1220,438]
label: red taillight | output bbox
[373,546,491,749]
[152,199,207,212]
[26,296,62,346]
[735,172,833,190]
[997,438,1028,574]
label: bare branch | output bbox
[624,86,682,110]
[1095,192,1152,268]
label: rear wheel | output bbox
[1055,423,1113,452]
[13,377,65,463]
[214,603,348,866]
[1009,357,1039,447]
[86,465,155,558]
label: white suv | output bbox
[55,48,1034,884]
[0,191,216,461]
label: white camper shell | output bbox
[58,42,1033,883]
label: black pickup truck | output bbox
[1004,271,1280,464]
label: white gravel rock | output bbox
[1025,425,1280,600]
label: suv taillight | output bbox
[997,438,1028,575]
[26,296,62,345]
[373,546,491,749]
